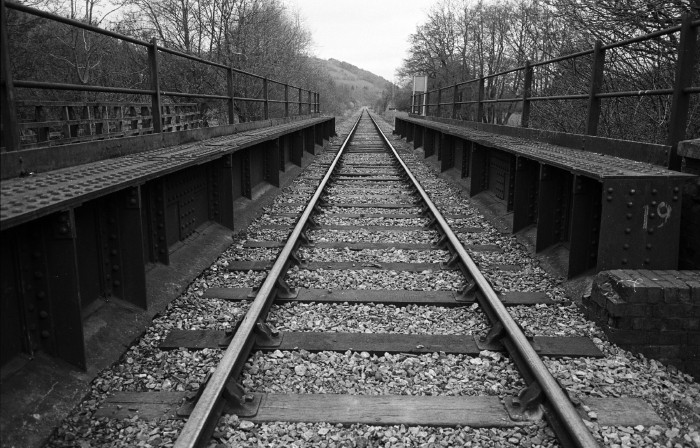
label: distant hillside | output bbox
[314,58,390,113]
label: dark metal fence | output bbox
[411,16,699,170]
[0,0,320,152]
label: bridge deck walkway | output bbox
[1,115,331,231]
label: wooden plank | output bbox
[226,260,273,271]
[301,225,484,233]
[93,391,187,419]
[296,289,459,305]
[243,241,500,252]
[499,291,555,305]
[323,203,417,209]
[532,336,603,358]
[303,261,452,271]
[161,330,603,357]
[579,397,665,427]
[161,329,231,349]
[202,288,555,307]
[252,394,518,427]
[93,392,663,428]
[267,213,423,219]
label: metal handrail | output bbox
[367,110,599,448]
[173,111,363,448]
[4,0,316,96]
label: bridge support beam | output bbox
[1,211,85,368]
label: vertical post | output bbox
[227,67,235,124]
[1,0,19,151]
[263,77,269,120]
[307,90,311,114]
[284,84,289,118]
[316,92,319,113]
[298,88,302,115]
[425,91,431,116]
[477,77,485,123]
[586,40,605,136]
[436,88,442,117]
[411,93,415,114]
[667,14,697,170]
[521,60,533,128]
[148,38,162,133]
[452,84,459,119]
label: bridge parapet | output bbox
[410,15,699,171]
[395,115,695,277]
[16,101,204,148]
[0,0,321,153]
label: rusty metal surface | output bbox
[400,116,692,179]
[0,116,331,231]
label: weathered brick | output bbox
[661,318,685,331]
[649,345,682,360]
[606,327,648,345]
[687,331,700,346]
[610,270,649,303]
[638,317,673,331]
[653,303,695,319]
[656,270,692,304]
[626,303,649,316]
[650,331,686,346]
[605,295,627,316]
[684,318,700,331]
[636,270,664,303]
[686,280,700,302]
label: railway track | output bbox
[53,110,679,447]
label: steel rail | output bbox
[173,111,363,448]
[366,111,599,448]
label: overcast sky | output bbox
[281,0,430,81]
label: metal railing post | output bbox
[298,88,302,115]
[452,84,459,119]
[263,77,269,120]
[0,0,19,151]
[307,90,311,114]
[148,38,162,133]
[284,84,289,118]
[477,76,485,123]
[521,61,533,128]
[436,88,442,117]
[425,91,431,116]
[586,40,605,136]
[227,67,235,124]
[667,14,697,170]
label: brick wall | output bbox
[584,270,700,378]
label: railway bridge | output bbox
[1,1,699,447]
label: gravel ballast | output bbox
[43,112,700,448]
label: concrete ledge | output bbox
[584,270,700,378]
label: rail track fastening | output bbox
[94,110,665,447]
